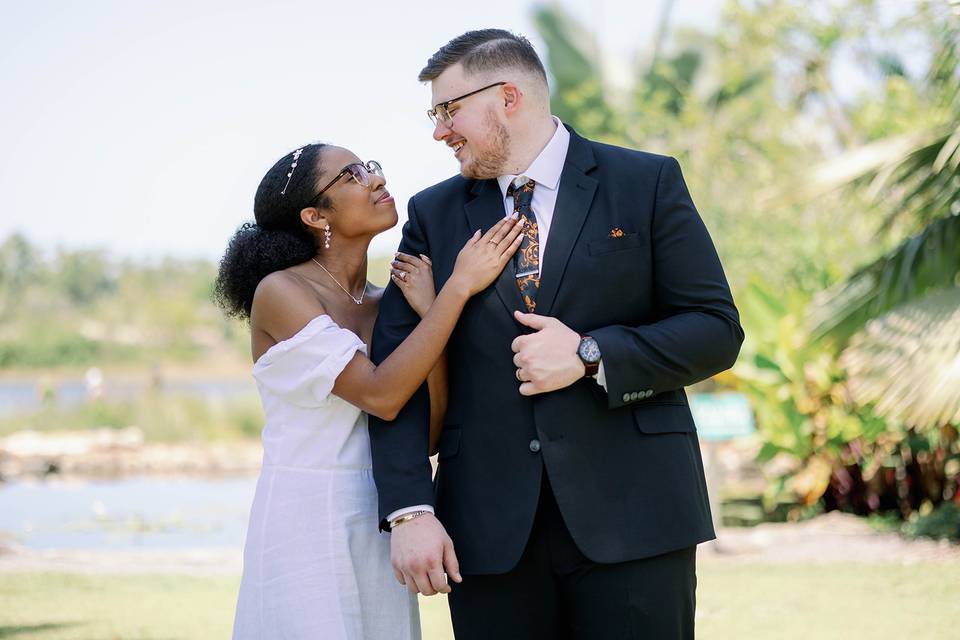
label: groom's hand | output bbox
[391,513,462,596]
[512,311,583,395]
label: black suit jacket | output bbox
[369,125,743,574]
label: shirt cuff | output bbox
[386,504,435,524]
[594,360,607,390]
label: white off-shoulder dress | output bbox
[232,314,420,640]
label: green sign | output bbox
[690,393,755,441]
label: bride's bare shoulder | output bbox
[251,270,326,342]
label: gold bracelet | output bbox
[389,510,429,530]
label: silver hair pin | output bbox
[280,148,305,195]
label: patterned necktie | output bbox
[507,177,539,312]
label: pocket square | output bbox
[608,227,625,238]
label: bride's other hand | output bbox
[391,252,435,318]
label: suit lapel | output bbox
[461,127,599,319]
[464,179,526,315]
[536,129,598,316]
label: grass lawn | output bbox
[2,563,958,639]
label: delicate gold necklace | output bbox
[311,258,367,305]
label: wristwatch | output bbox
[577,335,601,377]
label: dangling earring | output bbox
[324,224,332,249]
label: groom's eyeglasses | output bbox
[427,82,506,127]
[310,160,383,204]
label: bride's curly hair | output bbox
[214,143,331,320]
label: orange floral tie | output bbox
[507,177,539,312]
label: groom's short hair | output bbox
[419,29,548,86]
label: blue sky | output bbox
[0,0,721,261]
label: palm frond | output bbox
[840,287,960,428]
[810,213,960,342]
[806,129,937,199]
[807,18,960,342]
[532,6,600,90]
[532,6,619,138]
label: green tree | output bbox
[533,0,959,527]
[55,250,116,307]
[532,1,883,297]
[0,233,41,318]
[808,16,960,428]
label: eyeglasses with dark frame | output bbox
[310,160,384,205]
[427,82,507,127]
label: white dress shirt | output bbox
[496,117,607,390]
[387,117,607,525]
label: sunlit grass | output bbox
[2,562,958,639]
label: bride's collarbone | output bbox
[318,287,382,343]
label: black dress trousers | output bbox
[447,468,697,640]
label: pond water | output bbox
[0,476,257,550]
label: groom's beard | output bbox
[461,109,510,180]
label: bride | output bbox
[215,142,522,639]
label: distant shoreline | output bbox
[0,428,262,481]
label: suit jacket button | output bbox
[622,392,631,403]
[529,439,541,453]
[629,391,640,401]
[645,389,654,397]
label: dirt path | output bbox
[704,511,960,564]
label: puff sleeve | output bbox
[252,315,366,408]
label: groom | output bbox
[370,29,743,638]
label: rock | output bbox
[0,427,144,457]
[0,428,261,479]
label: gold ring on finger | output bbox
[516,369,523,382]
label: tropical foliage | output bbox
[533,0,959,531]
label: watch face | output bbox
[578,337,601,364]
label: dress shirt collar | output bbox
[497,116,569,197]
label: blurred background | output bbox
[1,0,959,638]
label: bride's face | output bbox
[302,146,398,241]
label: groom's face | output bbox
[430,64,510,180]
